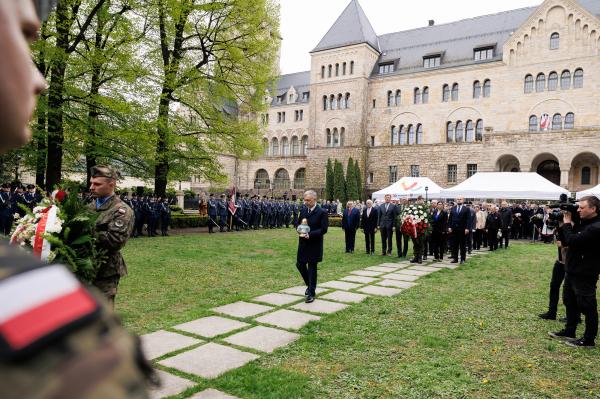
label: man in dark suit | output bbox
[396,198,411,257]
[378,194,398,256]
[448,196,472,264]
[431,202,448,260]
[361,199,378,255]
[296,190,328,303]
[342,201,360,253]
[499,201,513,248]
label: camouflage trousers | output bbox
[93,275,121,305]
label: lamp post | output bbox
[425,186,429,202]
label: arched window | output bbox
[395,90,401,106]
[399,125,406,145]
[294,168,306,189]
[333,128,339,147]
[455,121,464,142]
[550,32,559,49]
[581,166,591,185]
[552,113,562,130]
[335,63,339,76]
[281,137,289,156]
[263,138,269,156]
[446,122,454,143]
[338,93,343,109]
[524,74,534,93]
[273,168,290,190]
[323,95,328,111]
[326,128,331,147]
[483,79,491,97]
[350,61,354,74]
[422,87,429,103]
[413,88,421,104]
[291,136,299,155]
[342,62,347,75]
[345,93,351,108]
[416,124,423,144]
[451,83,459,101]
[475,119,483,141]
[340,127,345,147]
[254,169,270,189]
[391,125,398,145]
[473,80,481,98]
[565,112,574,129]
[548,72,558,91]
[271,137,279,156]
[536,73,545,92]
[561,70,571,89]
[387,91,393,107]
[529,115,538,132]
[442,84,450,102]
[465,120,474,142]
[328,64,332,77]
[301,135,308,155]
[321,66,325,79]
[330,94,336,110]
[408,125,415,145]
[573,68,583,88]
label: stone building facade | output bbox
[209,0,600,198]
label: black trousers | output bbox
[547,261,565,316]
[364,230,375,253]
[451,231,467,261]
[466,231,473,253]
[487,229,498,250]
[396,232,409,257]
[412,235,424,260]
[380,226,393,254]
[0,213,12,235]
[431,231,445,259]
[296,262,318,296]
[563,273,598,341]
[344,228,357,252]
[499,228,510,248]
[474,229,485,250]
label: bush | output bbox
[169,214,209,228]
[328,216,342,228]
[169,204,183,213]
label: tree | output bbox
[333,159,346,204]
[345,157,357,201]
[354,159,362,201]
[325,158,334,201]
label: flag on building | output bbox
[540,113,550,131]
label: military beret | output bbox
[90,165,121,180]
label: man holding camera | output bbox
[549,196,600,347]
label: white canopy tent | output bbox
[576,184,600,199]
[372,177,444,200]
[440,172,570,200]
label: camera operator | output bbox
[538,218,567,320]
[549,196,600,347]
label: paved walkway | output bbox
[142,250,491,399]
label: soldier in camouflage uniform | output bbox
[89,165,135,305]
[0,1,153,397]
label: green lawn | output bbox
[119,228,600,399]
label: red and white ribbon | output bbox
[32,205,58,261]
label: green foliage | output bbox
[333,159,346,204]
[354,159,362,201]
[169,214,209,228]
[325,158,334,201]
[184,189,196,199]
[345,157,357,201]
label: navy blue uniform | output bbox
[159,201,171,236]
[0,191,12,235]
[207,198,218,233]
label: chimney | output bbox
[428,20,435,26]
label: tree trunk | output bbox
[154,90,171,197]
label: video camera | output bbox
[547,194,579,228]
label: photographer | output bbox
[549,196,600,347]
[538,219,567,320]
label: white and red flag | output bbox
[540,113,550,131]
[228,185,237,215]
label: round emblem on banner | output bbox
[115,220,124,228]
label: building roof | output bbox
[311,0,379,53]
[271,71,311,106]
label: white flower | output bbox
[33,206,46,214]
[45,218,63,234]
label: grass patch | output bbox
[119,229,600,398]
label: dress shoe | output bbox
[459,260,465,264]
[305,288,309,296]
[305,295,315,303]
[538,312,557,320]
[548,329,576,340]
[565,337,595,348]
[450,259,458,263]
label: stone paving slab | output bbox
[350,270,384,277]
[141,330,202,360]
[159,343,259,379]
[212,301,274,318]
[394,269,432,276]
[320,290,369,304]
[149,369,196,399]
[410,265,443,272]
[174,316,249,339]
[190,389,241,399]
[280,285,330,296]
[319,280,363,290]
[365,266,400,272]
[291,299,349,314]
[379,262,409,268]
[376,279,418,289]
[224,325,300,353]
[381,273,420,282]
[255,309,320,330]
[437,263,459,270]
[340,275,379,284]
[252,292,303,306]
[358,285,402,297]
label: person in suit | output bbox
[499,201,513,248]
[341,201,360,253]
[378,194,398,256]
[485,205,502,251]
[430,201,448,260]
[448,196,472,264]
[397,198,411,258]
[361,199,378,255]
[296,190,328,303]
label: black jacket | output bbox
[562,215,600,277]
[485,212,502,230]
[377,203,398,229]
[361,207,378,232]
[297,206,328,264]
[431,210,448,233]
[500,207,513,229]
[448,205,471,231]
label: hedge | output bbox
[169,214,343,229]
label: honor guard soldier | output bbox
[0,184,12,235]
[11,185,27,218]
[261,196,269,229]
[23,184,39,210]
[218,194,228,231]
[144,197,159,237]
[207,193,218,233]
[243,194,252,228]
[159,198,171,236]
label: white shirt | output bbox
[367,208,371,217]
[309,205,316,213]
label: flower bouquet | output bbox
[399,203,431,239]
[10,185,103,284]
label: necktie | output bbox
[458,206,462,214]
[385,204,389,213]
